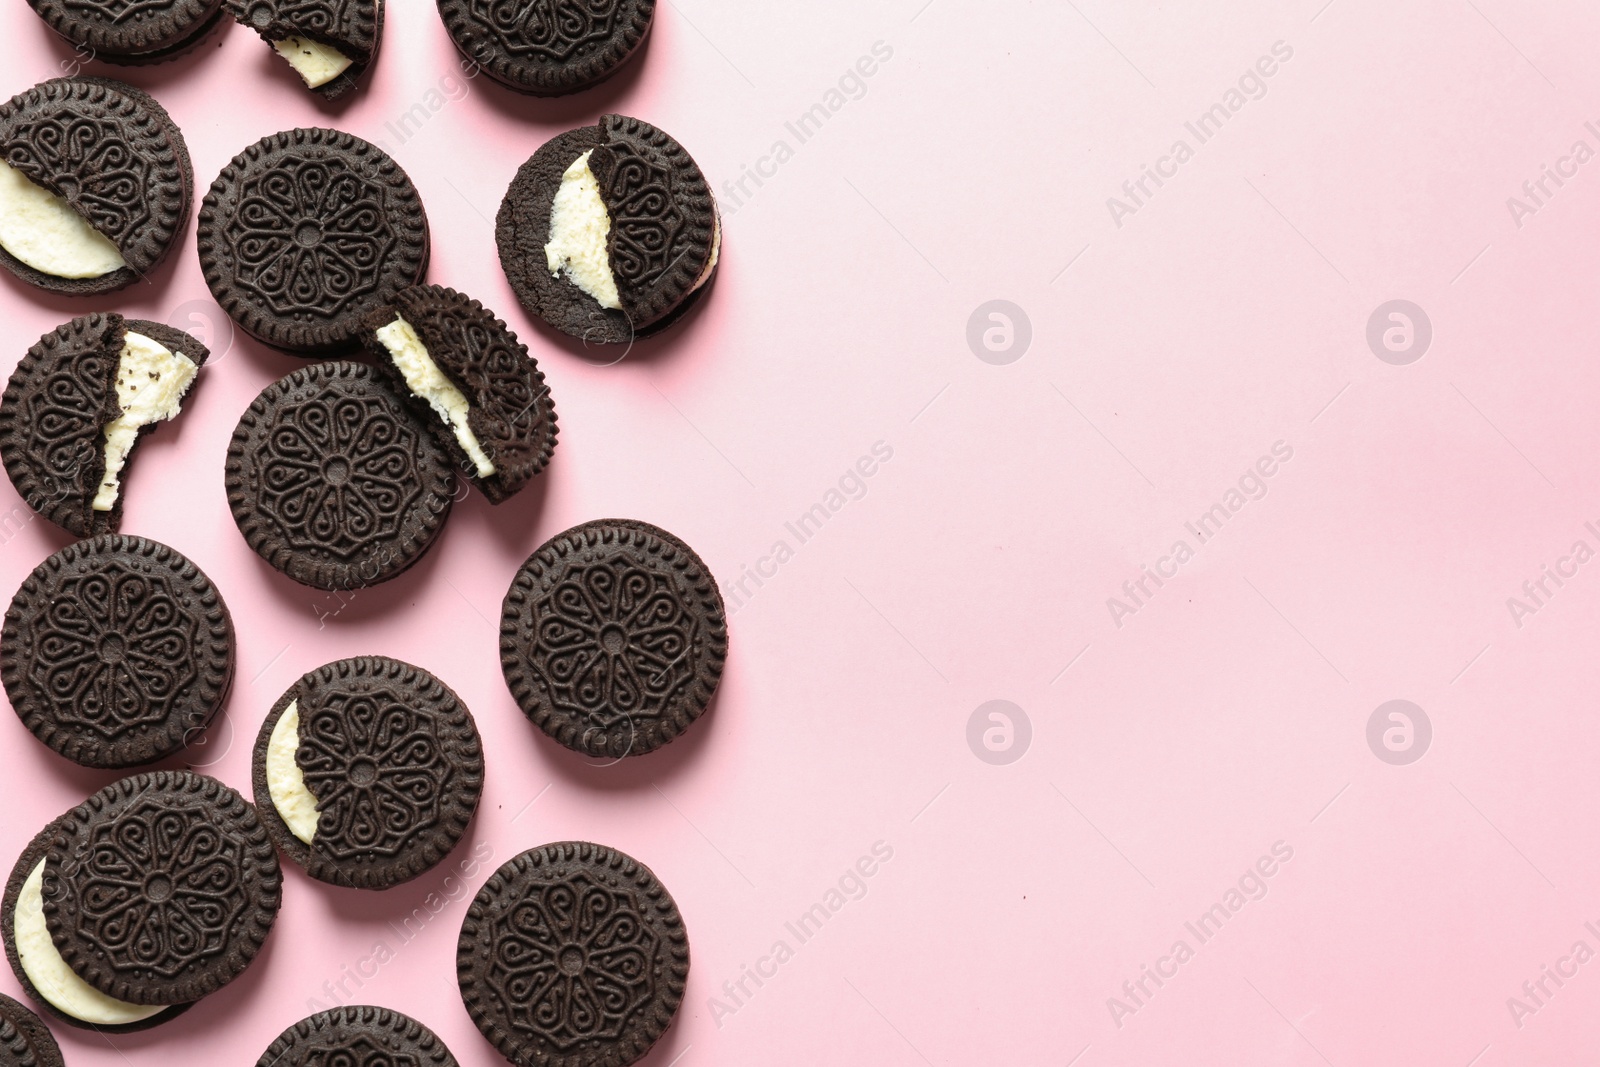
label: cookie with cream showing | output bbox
[225,0,383,100]
[0,314,209,538]
[497,115,720,345]
[251,656,484,890]
[0,77,193,295]
[363,284,558,503]
[3,815,192,1032]
[38,773,280,1007]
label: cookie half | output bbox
[2,535,234,769]
[257,1006,459,1066]
[362,284,557,503]
[3,816,192,1032]
[0,314,210,538]
[0,77,193,295]
[497,116,720,345]
[40,771,281,1006]
[26,0,224,65]
[457,842,689,1067]
[198,128,430,355]
[226,0,384,100]
[0,993,63,1067]
[225,361,455,590]
[436,0,652,97]
[500,519,727,758]
[251,656,484,890]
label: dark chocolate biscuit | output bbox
[435,0,652,97]
[2,536,234,769]
[3,815,192,1032]
[26,0,224,65]
[500,519,726,758]
[0,1014,37,1067]
[41,771,281,1006]
[0,314,210,538]
[251,656,483,890]
[257,1005,459,1066]
[226,0,384,100]
[0,995,62,1067]
[363,284,557,503]
[497,116,718,345]
[0,77,193,294]
[457,842,688,1067]
[198,128,430,355]
[225,361,455,590]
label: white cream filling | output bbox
[545,150,622,311]
[267,701,319,844]
[16,859,166,1024]
[374,317,496,478]
[273,36,354,88]
[0,163,124,279]
[691,208,721,295]
[92,332,199,512]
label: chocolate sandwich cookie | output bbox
[2,536,234,769]
[225,361,454,590]
[436,0,652,97]
[40,772,280,1007]
[0,314,209,538]
[251,656,483,890]
[258,1006,459,1067]
[198,128,430,355]
[4,814,194,1032]
[0,77,193,295]
[457,842,688,1067]
[362,284,557,503]
[0,1014,48,1067]
[500,519,726,758]
[0,994,63,1067]
[26,0,223,65]
[226,0,384,100]
[497,116,720,345]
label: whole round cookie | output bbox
[226,0,384,100]
[0,995,63,1067]
[26,0,223,65]
[257,1005,459,1067]
[497,116,719,345]
[198,128,430,355]
[500,519,727,758]
[1,536,235,769]
[456,842,689,1067]
[3,816,191,1032]
[436,0,653,97]
[251,656,484,890]
[0,313,210,538]
[41,771,281,1006]
[225,362,455,591]
[0,77,193,295]
[363,284,558,504]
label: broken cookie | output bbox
[362,284,558,503]
[225,0,383,100]
[0,313,208,538]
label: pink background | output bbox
[0,0,1597,1063]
